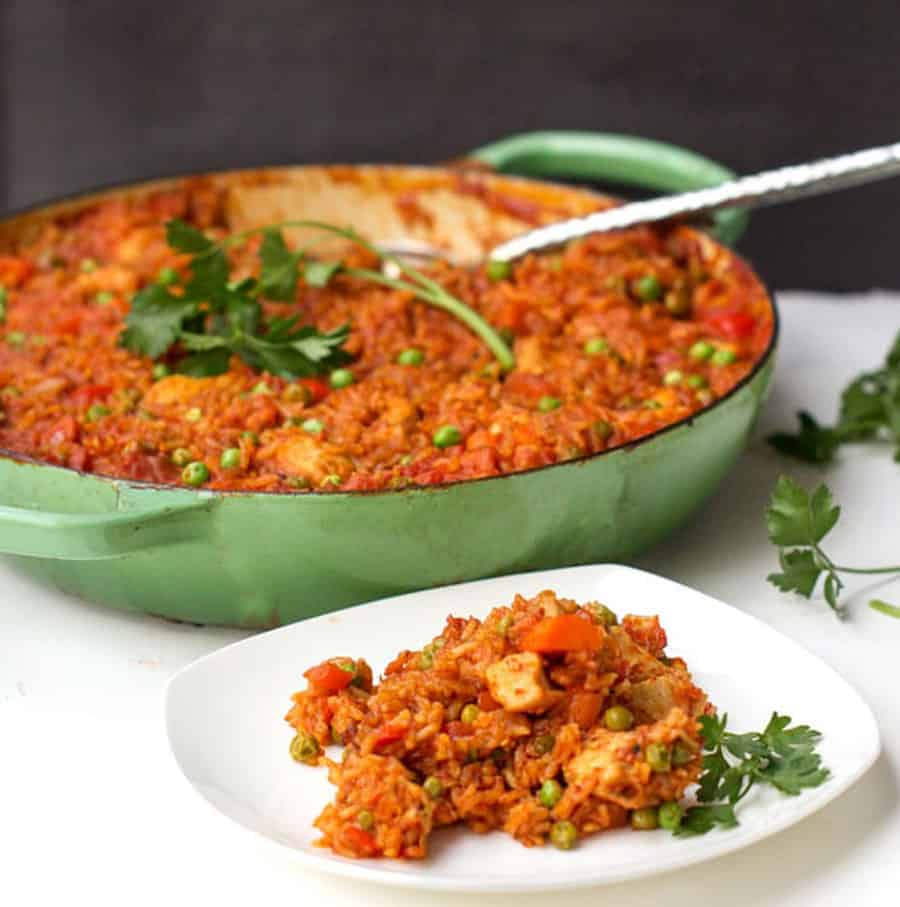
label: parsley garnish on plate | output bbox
[768,331,900,463]
[765,476,900,616]
[120,219,514,378]
[675,712,829,836]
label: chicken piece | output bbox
[564,708,703,810]
[142,375,208,408]
[616,672,708,723]
[514,336,548,375]
[271,433,353,484]
[485,652,562,714]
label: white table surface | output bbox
[3,293,899,906]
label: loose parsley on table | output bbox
[768,331,900,463]
[675,712,829,836]
[120,219,515,378]
[765,476,900,617]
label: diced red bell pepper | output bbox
[704,310,756,340]
[342,826,379,857]
[303,661,353,695]
[372,722,407,749]
[71,384,111,404]
[299,378,330,403]
[520,614,603,653]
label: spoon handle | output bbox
[490,141,900,261]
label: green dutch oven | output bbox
[0,132,775,627]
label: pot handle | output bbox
[0,496,214,560]
[466,131,748,246]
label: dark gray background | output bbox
[2,0,900,289]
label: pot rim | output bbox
[0,163,779,499]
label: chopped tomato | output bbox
[341,826,379,857]
[372,722,407,749]
[300,378,330,403]
[477,690,500,711]
[704,310,756,340]
[303,661,353,694]
[520,614,603,653]
[0,256,34,287]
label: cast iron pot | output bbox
[0,132,774,627]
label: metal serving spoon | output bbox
[381,140,900,270]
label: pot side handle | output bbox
[0,497,213,560]
[466,131,748,246]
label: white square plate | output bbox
[165,565,880,893]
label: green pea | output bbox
[584,337,609,356]
[85,403,110,422]
[6,331,26,347]
[635,274,662,301]
[533,733,556,755]
[357,809,375,831]
[686,374,707,389]
[286,476,310,489]
[419,648,434,670]
[157,267,179,286]
[80,258,98,273]
[182,461,209,486]
[321,474,342,487]
[151,363,171,380]
[486,259,512,282]
[589,603,618,627]
[538,396,561,413]
[689,340,714,361]
[171,448,192,467]
[631,807,659,831]
[550,820,577,850]
[461,704,479,724]
[423,776,444,799]
[539,779,563,809]
[241,430,259,444]
[185,407,202,422]
[663,370,683,387]
[94,290,114,306]
[433,424,462,448]
[712,347,737,366]
[658,801,682,831]
[671,741,695,766]
[329,368,355,389]
[603,705,634,731]
[646,742,671,772]
[250,381,272,396]
[289,732,320,764]
[397,348,424,366]
[302,418,324,434]
[643,399,662,410]
[220,448,241,469]
[593,419,613,441]
[283,383,311,404]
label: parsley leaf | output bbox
[258,229,301,301]
[119,217,515,379]
[765,476,839,547]
[766,476,900,615]
[769,329,900,462]
[675,712,829,836]
[767,411,841,464]
[120,284,200,359]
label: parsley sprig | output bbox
[120,219,515,378]
[768,332,900,463]
[766,476,900,616]
[676,712,829,836]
